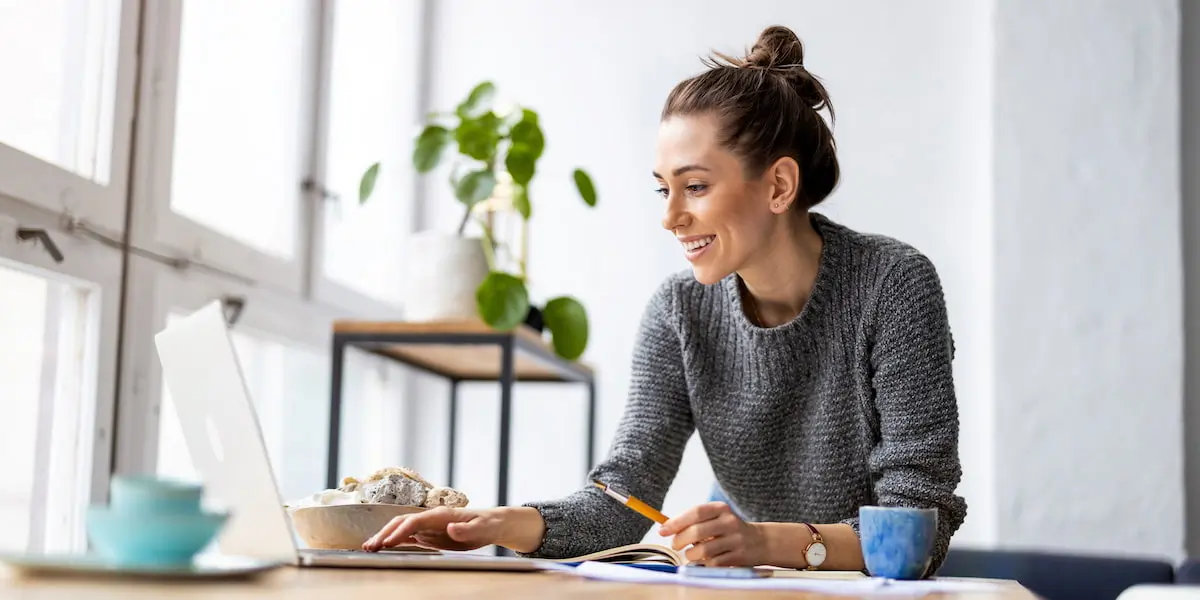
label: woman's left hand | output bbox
[658,501,768,567]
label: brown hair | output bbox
[661,25,839,209]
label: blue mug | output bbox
[859,505,938,580]
[109,475,204,515]
[87,475,227,567]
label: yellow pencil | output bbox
[592,480,670,525]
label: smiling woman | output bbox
[359,24,966,580]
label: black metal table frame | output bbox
[325,330,596,525]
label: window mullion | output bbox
[301,0,336,301]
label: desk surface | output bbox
[0,565,1035,599]
[333,319,593,381]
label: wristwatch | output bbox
[801,522,827,570]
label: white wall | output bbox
[411,0,997,548]
[992,0,1184,559]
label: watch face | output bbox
[805,542,827,566]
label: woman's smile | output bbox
[678,234,717,261]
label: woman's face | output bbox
[654,113,778,285]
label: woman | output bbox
[364,25,966,575]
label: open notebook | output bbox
[552,543,686,566]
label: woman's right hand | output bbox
[361,506,545,554]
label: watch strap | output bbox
[801,522,824,570]
[801,522,823,541]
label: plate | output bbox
[0,552,286,581]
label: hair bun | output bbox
[745,25,805,69]
[741,26,831,114]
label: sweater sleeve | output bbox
[844,254,967,577]
[517,281,695,559]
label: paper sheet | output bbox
[567,561,1006,596]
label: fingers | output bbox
[670,511,737,551]
[660,502,729,537]
[362,515,410,551]
[382,510,448,548]
[685,534,743,566]
[364,508,456,551]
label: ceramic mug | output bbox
[87,476,227,567]
[859,505,938,580]
[109,475,204,515]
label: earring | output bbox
[773,202,781,209]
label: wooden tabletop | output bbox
[333,319,593,382]
[0,565,1035,599]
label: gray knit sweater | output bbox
[522,212,967,574]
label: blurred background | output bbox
[0,0,1195,570]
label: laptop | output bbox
[152,301,551,572]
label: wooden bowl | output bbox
[288,504,428,550]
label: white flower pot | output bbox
[403,232,489,322]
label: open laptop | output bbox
[152,301,550,571]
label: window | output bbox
[0,0,121,183]
[167,0,310,261]
[0,260,102,554]
[136,0,322,293]
[0,0,135,232]
[316,0,422,307]
[0,0,428,555]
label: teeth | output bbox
[682,236,715,251]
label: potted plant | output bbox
[359,81,597,361]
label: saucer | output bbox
[0,552,285,581]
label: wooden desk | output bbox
[0,566,1037,599]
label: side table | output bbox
[325,320,596,514]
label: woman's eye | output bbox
[654,187,669,198]
[686,184,708,194]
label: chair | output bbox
[1175,558,1200,584]
[937,548,1176,600]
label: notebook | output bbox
[551,544,869,579]
[553,543,686,566]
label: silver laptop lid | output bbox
[153,301,298,564]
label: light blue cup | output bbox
[109,476,204,515]
[86,476,228,567]
[859,505,938,580]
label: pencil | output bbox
[592,480,670,524]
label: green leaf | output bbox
[455,112,502,161]
[413,126,451,173]
[454,169,497,208]
[573,168,597,207]
[457,81,496,119]
[358,162,380,204]
[505,145,537,186]
[510,120,544,159]
[476,272,529,331]
[512,185,531,220]
[542,296,589,360]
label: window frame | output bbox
[305,0,425,317]
[129,0,325,295]
[0,195,122,553]
[0,0,140,235]
[0,0,435,551]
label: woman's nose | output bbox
[661,194,688,231]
